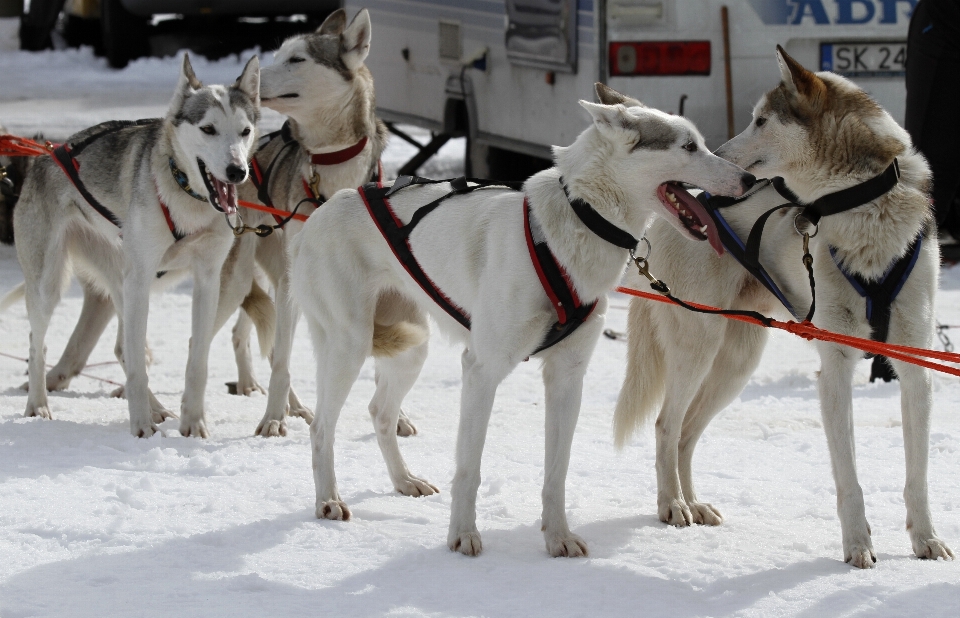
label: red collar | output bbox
[309,137,368,166]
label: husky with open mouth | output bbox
[13,53,260,438]
[288,84,753,557]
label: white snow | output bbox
[1,45,958,618]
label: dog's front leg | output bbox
[448,348,504,556]
[121,258,159,438]
[817,342,875,567]
[178,258,225,438]
[893,359,955,561]
[257,272,301,437]
[540,345,593,558]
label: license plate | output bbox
[820,42,906,77]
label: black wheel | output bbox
[101,0,149,69]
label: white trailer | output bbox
[349,0,914,178]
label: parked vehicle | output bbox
[350,0,914,179]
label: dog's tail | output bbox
[371,321,428,358]
[241,280,276,358]
[614,300,666,449]
[0,282,25,312]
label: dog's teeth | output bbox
[666,191,677,203]
[699,225,708,233]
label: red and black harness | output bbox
[356,175,639,355]
[49,119,187,243]
[247,121,382,232]
[694,159,921,382]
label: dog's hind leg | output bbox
[307,314,372,521]
[655,316,724,527]
[369,334,437,497]
[231,309,266,396]
[890,358,954,561]
[43,279,114,392]
[677,320,768,526]
[817,342,875,568]
[257,273,300,437]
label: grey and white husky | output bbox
[615,47,954,567]
[14,54,260,438]
[289,84,754,556]
[11,9,406,439]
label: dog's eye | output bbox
[682,141,698,152]
[755,117,767,128]
[289,57,305,64]
[200,125,217,136]
[241,127,251,137]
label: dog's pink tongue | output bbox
[214,177,237,215]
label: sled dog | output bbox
[14,54,260,438]
[8,9,413,438]
[289,84,755,556]
[614,47,954,567]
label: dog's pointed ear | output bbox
[595,83,643,108]
[580,99,627,140]
[341,8,372,71]
[179,52,203,92]
[317,8,347,35]
[234,55,260,106]
[776,44,823,99]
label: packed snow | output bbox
[0,39,958,618]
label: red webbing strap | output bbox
[0,134,52,157]
[616,285,960,377]
[238,198,309,222]
[310,137,368,166]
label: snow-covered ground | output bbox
[1,42,959,618]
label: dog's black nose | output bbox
[741,173,757,189]
[226,164,246,184]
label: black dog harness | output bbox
[249,121,382,229]
[50,118,192,243]
[699,159,921,381]
[357,176,636,355]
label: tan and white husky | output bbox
[615,47,953,568]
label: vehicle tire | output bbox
[101,0,149,69]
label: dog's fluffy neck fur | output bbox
[785,125,932,281]
[526,126,656,302]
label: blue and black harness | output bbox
[697,159,923,382]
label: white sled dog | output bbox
[615,46,954,567]
[15,54,260,438]
[5,9,415,438]
[290,83,755,556]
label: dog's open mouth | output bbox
[197,159,238,216]
[657,182,723,256]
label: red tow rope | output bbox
[237,199,309,222]
[616,285,960,378]
[0,134,54,157]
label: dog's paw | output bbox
[286,403,313,424]
[110,385,125,399]
[688,501,723,526]
[317,500,351,521]
[544,531,588,558]
[179,418,209,439]
[659,498,693,527]
[256,418,287,437]
[236,376,266,396]
[45,373,73,392]
[845,544,877,569]
[912,537,955,561]
[395,475,438,497]
[448,530,483,556]
[151,404,177,424]
[396,410,418,437]
[130,419,160,439]
[24,402,52,419]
